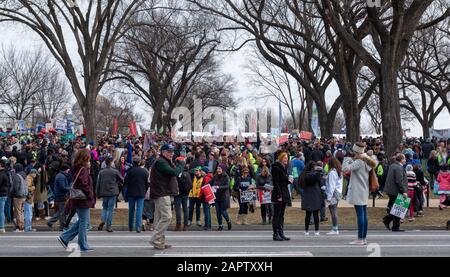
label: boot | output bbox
[227,220,232,231]
[39,209,46,220]
[272,225,283,241]
[242,214,249,225]
[278,224,290,241]
[98,222,105,231]
[175,224,182,231]
[236,214,242,225]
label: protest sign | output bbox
[390,194,411,219]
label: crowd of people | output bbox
[0,131,450,251]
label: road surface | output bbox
[0,230,449,257]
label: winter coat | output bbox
[211,173,231,209]
[437,171,450,193]
[124,166,149,198]
[67,166,95,209]
[342,156,376,206]
[271,161,291,204]
[427,158,440,175]
[26,175,36,204]
[0,169,11,197]
[301,171,323,211]
[53,171,71,202]
[96,167,123,198]
[189,176,203,198]
[33,168,48,203]
[384,162,408,197]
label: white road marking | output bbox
[153,252,314,257]
[5,244,450,248]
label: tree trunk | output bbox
[316,102,333,139]
[422,121,430,139]
[305,94,313,132]
[379,51,403,156]
[343,103,361,142]
[150,95,165,131]
[83,96,97,144]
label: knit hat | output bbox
[405,164,413,172]
[352,142,366,154]
[218,163,227,172]
[202,166,209,174]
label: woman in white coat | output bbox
[342,142,377,245]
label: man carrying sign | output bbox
[383,154,408,232]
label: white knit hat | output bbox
[352,142,366,154]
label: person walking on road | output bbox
[123,157,148,233]
[149,144,185,250]
[342,142,377,245]
[57,149,95,253]
[47,163,71,232]
[325,157,343,235]
[271,152,292,241]
[383,153,408,232]
[96,157,124,232]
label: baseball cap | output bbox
[161,144,175,152]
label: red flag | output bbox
[129,121,137,137]
[113,118,118,136]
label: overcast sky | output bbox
[1,23,449,138]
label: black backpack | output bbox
[177,171,192,195]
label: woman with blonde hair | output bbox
[271,151,292,241]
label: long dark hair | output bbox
[299,161,316,189]
[328,157,342,177]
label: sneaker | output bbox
[106,227,113,233]
[57,237,68,250]
[45,217,52,220]
[320,217,328,222]
[35,217,40,221]
[13,229,24,233]
[148,224,154,231]
[349,240,365,245]
[304,232,310,236]
[314,232,320,236]
[25,228,37,232]
[408,218,415,222]
[196,221,202,227]
[326,230,339,235]
[80,248,95,253]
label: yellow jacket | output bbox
[189,176,203,198]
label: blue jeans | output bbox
[101,196,116,228]
[5,197,12,223]
[174,195,189,225]
[215,201,230,226]
[60,208,90,251]
[0,197,7,229]
[354,205,368,240]
[24,202,33,231]
[202,202,211,229]
[143,199,154,223]
[128,197,144,230]
[188,198,201,223]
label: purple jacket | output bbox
[68,166,95,209]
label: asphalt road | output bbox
[1,230,449,257]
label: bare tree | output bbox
[109,2,221,131]
[315,0,449,154]
[0,46,48,121]
[0,0,146,142]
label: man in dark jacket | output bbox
[383,154,408,232]
[150,144,185,250]
[422,138,435,161]
[47,163,71,231]
[123,157,149,233]
[96,157,124,232]
[0,159,11,232]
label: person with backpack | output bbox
[47,163,72,232]
[11,164,28,232]
[0,158,11,233]
[174,161,192,231]
[211,164,232,231]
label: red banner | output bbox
[113,118,118,136]
[299,131,313,140]
[278,135,289,145]
[129,121,137,137]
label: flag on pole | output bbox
[113,118,118,136]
